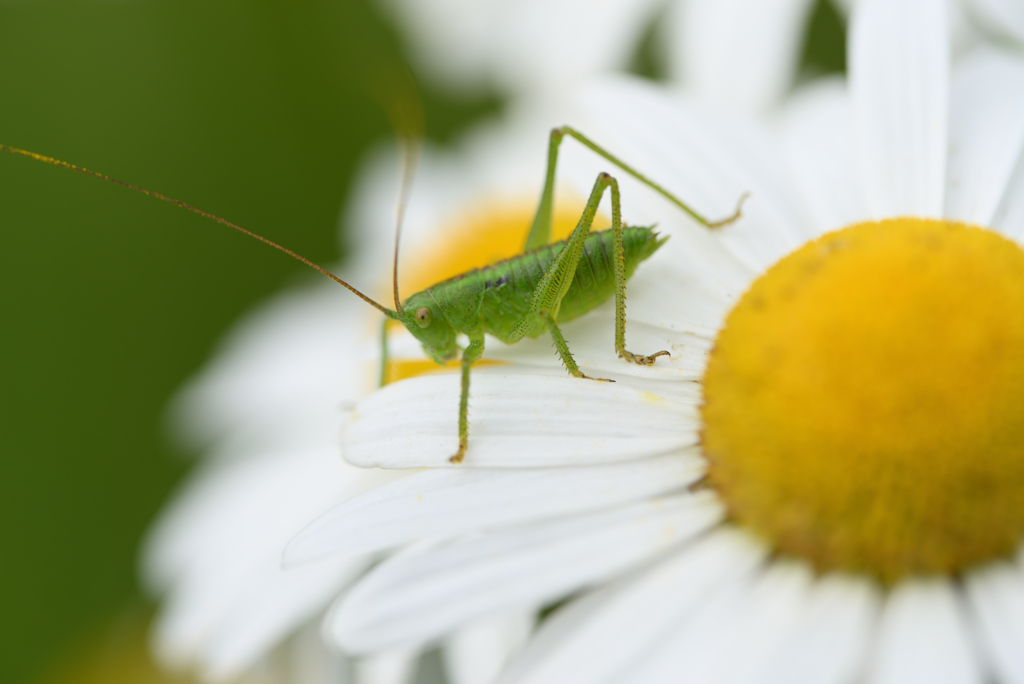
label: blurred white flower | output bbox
[381,0,1018,111]
[964,0,1024,44]
[286,0,1024,682]
[379,0,821,110]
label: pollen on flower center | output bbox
[701,218,1024,581]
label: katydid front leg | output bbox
[449,333,485,464]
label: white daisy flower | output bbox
[285,0,1024,681]
[379,0,824,111]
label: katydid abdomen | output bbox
[421,226,666,343]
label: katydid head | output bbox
[396,290,458,363]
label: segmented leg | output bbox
[522,126,746,253]
[450,333,485,464]
[610,202,669,365]
[541,312,612,382]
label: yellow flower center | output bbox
[702,218,1024,581]
[384,195,595,385]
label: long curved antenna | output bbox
[0,144,398,318]
[392,134,418,316]
[368,62,424,316]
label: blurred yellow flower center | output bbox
[385,196,593,385]
[702,218,1024,581]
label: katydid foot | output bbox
[574,372,615,383]
[618,349,671,366]
[450,436,468,464]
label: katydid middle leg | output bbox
[540,311,613,382]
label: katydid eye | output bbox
[415,306,432,328]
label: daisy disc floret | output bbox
[703,217,1024,581]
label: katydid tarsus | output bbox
[0,127,745,464]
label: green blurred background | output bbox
[0,1,843,682]
[0,1,495,682]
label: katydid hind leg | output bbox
[555,126,747,229]
[604,173,671,366]
[449,334,485,464]
[524,126,744,253]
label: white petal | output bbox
[621,237,738,340]
[625,560,816,684]
[866,578,984,684]
[374,0,498,93]
[666,0,818,111]
[286,454,703,565]
[496,585,613,684]
[964,562,1024,684]
[345,369,698,468]
[964,0,1024,44]
[627,568,754,683]
[196,560,366,682]
[498,529,767,684]
[850,0,949,218]
[720,562,817,684]
[444,610,535,684]
[759,573,881,684]
[780,78,870,235]
[488,0,663,94]
[994,155,1024,242]
[945,48,1024,226]
[154,556,361,679]
[143,448,392,592]
[327,494,723,654]
[168,283,380,451]
[144,448,396,676]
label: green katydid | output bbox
[0,127,744,464]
